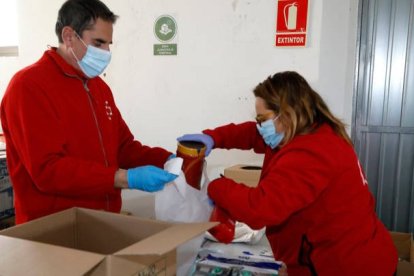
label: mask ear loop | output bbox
[74,32,88,48]
[70,32,88,63]
[272,114,283,136]
[69,47,81,63]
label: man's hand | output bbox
[127,165,178,192]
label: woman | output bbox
[178,71,397,275]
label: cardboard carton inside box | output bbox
[224,164,262,187]
[390,231,414,276]
[0,207,216,276]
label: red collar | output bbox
[45,47,86,79]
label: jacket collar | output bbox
[45,47,86,79]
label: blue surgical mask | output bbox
[256,117,284,149]
[71,35,111,78]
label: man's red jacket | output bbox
[205,122,397,276]
[1,49,170,224]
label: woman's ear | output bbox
[61,26,74,48]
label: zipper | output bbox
[82,81,109,167]
[83,80,111,211]
[63,72,109,167]
[63,72,111,211]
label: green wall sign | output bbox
[154,15,177,42]
[154,15,178,55]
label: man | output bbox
[1,0,177,224]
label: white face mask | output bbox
[71,34,111,78]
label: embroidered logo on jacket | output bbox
[105,101,113,120]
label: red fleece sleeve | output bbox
[203,121,266,153]
[208,146,333,229]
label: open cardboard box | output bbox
[224,164,262,187]
[0,207,216,275]
[390,231,414,276]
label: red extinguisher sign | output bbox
[275,0,309,47]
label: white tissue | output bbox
[164,157,183,176]
[163,157,186,197]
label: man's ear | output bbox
[61,26,75,48]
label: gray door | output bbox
[353,0,414,233]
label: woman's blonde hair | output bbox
[253,71,352,145]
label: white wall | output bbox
[0,0,359,178]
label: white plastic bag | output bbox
[156,158,265,244]
[205,221,266,244]
[155,159,213,223]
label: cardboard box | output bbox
[224,164,262,187]
[390,231,414,276]
[0,207,216,275]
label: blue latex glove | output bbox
[127,165,178,192]
[177,133,214,156]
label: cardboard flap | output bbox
[115,222,217,256]
[224,164,262,187]
[397,261,414,275]
[0,235,105,276]
[89,253,177,276]
[0,207,77,243]
[391,231,413,262]
[88,255,151,276]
